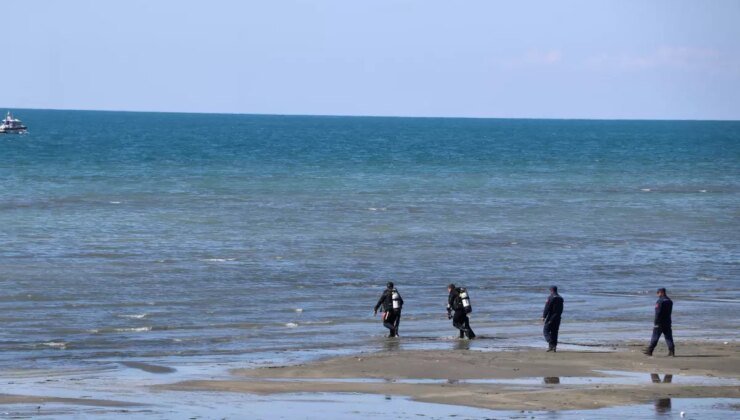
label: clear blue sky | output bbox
[2,0,739,120]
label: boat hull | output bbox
[0,127,28,134]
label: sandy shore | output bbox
[164,341,740,411]
[0,393,135,407]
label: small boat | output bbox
[0,111,28,134]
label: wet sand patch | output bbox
[0,393,137,407]
[119,361,176,374]
[162,341,740,411]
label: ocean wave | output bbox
[117,313,148,319]
[201,258,237,262]
[303,320,335,325]
[41,341,67,349]
[285,322,299,328]
[115,327,152,333]
[90,326,153,334]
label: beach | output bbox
[164,341,740,412]
[1,111,738,417]
[1,341,738,418]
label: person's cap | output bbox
[657,287,666,294]
[448,283,456,289]
[386,281,394,289]
[550,285,558,292]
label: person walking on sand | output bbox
[542,285,564,352]
[374,282,403,338]
[643,288,675,357]
[447,284,475,339]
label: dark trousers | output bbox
[452,310,475,338]
[383,310,399,336]
[543,318,561,348]
[648,324,674,351]
[394,309,401,334]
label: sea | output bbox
[1,109,738,376]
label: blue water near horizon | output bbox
[0,109,739,370]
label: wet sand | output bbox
[0,393,135,407]
[164,341,740,411]
[119,361,177,374]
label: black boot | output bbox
[546,346,554,352]
[668,349,675,357]
[459,330,465,339]
[642,348,653,356]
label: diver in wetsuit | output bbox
[374,282,403,337]
[447,283,475,339]
[542,285,564,352]
[643,288,675,357]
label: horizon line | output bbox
[3,106,739,123]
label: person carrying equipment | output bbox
[542,285,564,352]
[374,281,403,337]
[643,288,675,357]
[447,283,475,339]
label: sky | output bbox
[2,0,739,120]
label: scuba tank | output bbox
[391,289,401,310]
[458,287,472,313]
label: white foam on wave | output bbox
[699,189,707,193]
[304,320,333,325]
[109,201,121,204]
[41,341,67,349]
[285,322,299,328]
[89,326,152,333]
[294,308,304,313]
[202,258,237,262]
[641,188,651,192]
[118,313,148,319]
[368,207,387,211]
[114,327,152,333]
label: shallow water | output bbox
[1,359,738,419]
[3,396,738,419]
[1,110,739,371]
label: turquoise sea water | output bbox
[0,110,738,368]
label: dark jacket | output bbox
[543,293,564,324]
[448,288,461,312]
[654,295,673,326]
[374,288,403,312]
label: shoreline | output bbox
[161,341,740,411]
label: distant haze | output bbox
[2,0,739,120]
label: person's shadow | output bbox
[654,398,671,414]
[650,373,673,383]
[454,339,471,351]
[383,338,401,352]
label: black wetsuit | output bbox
[542,292,564,349]
[648,295,674,353]
[448,288,475,338]
[374,288,402,337]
